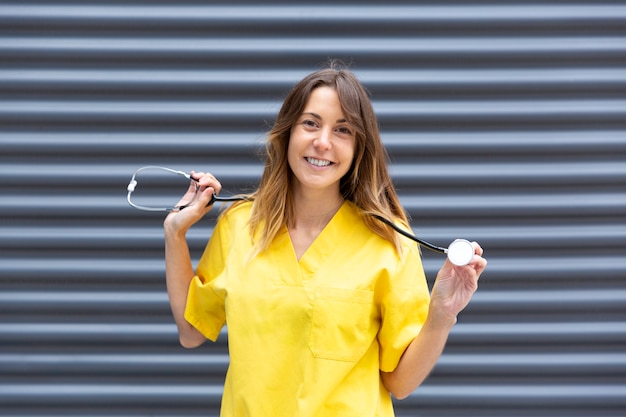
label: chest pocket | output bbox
[308,287,377,362]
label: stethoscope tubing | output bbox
[370,214,447,254]
[127,166,475,265]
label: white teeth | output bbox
[306,157,331,167]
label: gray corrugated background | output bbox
[1,1,625,416]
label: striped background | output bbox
[1,1,625,416]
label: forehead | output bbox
[302,87,346,116]
[306,86,339,103]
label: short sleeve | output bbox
[377,242,430,372]
[184,213,230,342]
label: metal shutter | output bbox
[1,1,625,416]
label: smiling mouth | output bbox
[306,157,332,167]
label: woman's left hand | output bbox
[430,242,487,323]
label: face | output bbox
[287,86,356,198]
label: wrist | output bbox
[163,216,189,240]
[426,301,457,330]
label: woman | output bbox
[164,63,487,416]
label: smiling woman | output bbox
[161,61,486,417]
[287,87,356,220]
[247,64,413,259]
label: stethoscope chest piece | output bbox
[446,239,475,266]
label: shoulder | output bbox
[344,201,420,261]
[215,200,253,232]
[342,201,399,251]
[219,199,253,220]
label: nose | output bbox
[314,128,332,150]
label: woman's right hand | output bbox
[163,171,222,235]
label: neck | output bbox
[291,188,344,231]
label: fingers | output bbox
[170,170,221,212]
[177,171,221,209]
[471,241,484,257]
[163,169,223,235]
[446,241,486,275]
[469,241,488,275]
[190,171,222,196]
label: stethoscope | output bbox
[127,166,476,266]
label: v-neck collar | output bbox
[285,201,352,281]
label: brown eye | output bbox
[337,126,353,135]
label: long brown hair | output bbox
[235,62,408,256]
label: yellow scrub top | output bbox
[185,201,430,417]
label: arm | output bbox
[163,171,221,348]
[381,242,487,399]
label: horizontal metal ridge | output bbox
[404,384,626,404]
[0,383,623,407]
[1,321,624,341]
[2,37,625,53]
[2,161,624,183]
[471,289,626,307]
[401,193,626,214]
[3,256,625,286]
[0,323,183,344]
[0,258,168,278]
[2,224,624,251]
[437,352,626,371]
[2,5,626,21]
[2,68,625,85]
[2,352,623,374]
[1,131,624,155]
[0,323,176,336]
[1,99,625,114]
[0,383,223,404]
[1,192,624,218]
[0,353,229,373]
[1,289,624,316]
[0,291,168,310]
[450,322,626,339]
[392,161,626,182]
[457,256,626,277]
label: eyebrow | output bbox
[303,112,348,124]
